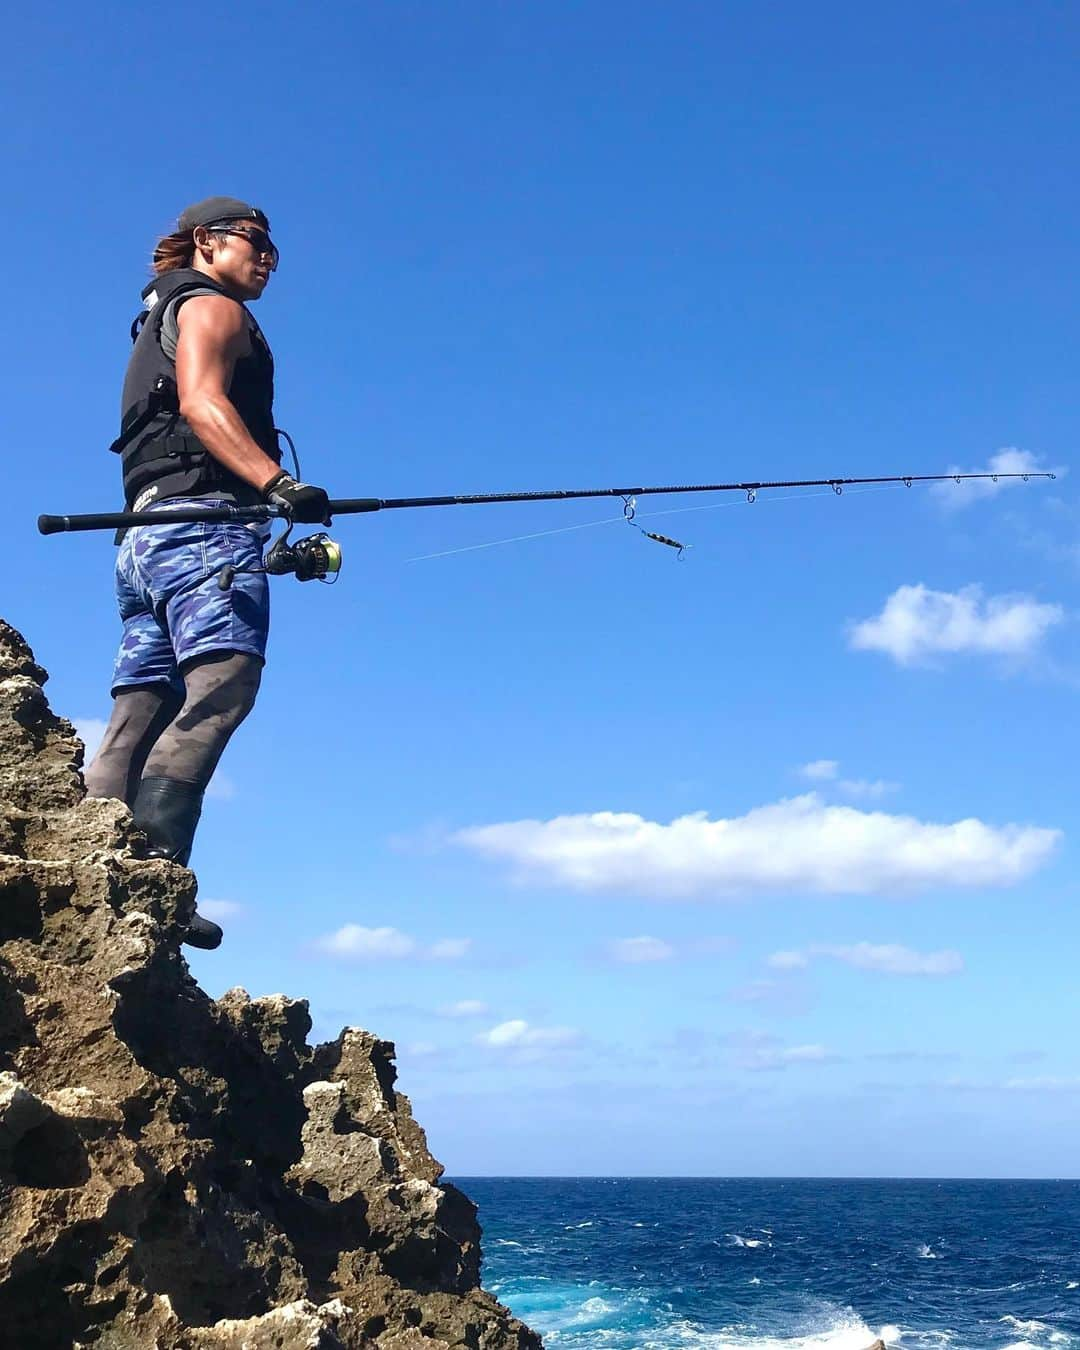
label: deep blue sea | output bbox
[457,1179,1080,1350]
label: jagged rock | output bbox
[0,618,541,1350]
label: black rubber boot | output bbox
[131,776,223,950]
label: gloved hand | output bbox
[262,471,332,524]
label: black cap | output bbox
[177,196,270,232]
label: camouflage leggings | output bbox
[84,652,261,804]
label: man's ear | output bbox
[192,226,215,262]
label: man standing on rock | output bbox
[85,196,331,950]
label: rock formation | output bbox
[0,619,541,1350]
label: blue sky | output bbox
[5,1,1080,1176]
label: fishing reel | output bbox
[217,524,342,591]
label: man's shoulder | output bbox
[176,290,247,318]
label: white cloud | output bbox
[437,999,489,1018]
[735,1042,835,1072]
[929,448,1056,510]
[315,925,417,959]
[73,717,108,762]
[850,584,1063,666]
[768,950,810,970]
[197,898,246,921]
[797,761,898,800]
[837,778,898,800]
[452,796,1059,898]
[607,936,675,963]
[773,941,963,976]
[817,942,962,976]
[476,1019,580,1050]
[313,925,471,961]
[799,760,839,781]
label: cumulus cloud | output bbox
[437,999,489,1018]
[850,584,1063,666]
[770,942,963,976]
[476,1019,581,1052]
[797,760,898,801]
[607,936,676,963]
[313,925,471,961]
[929,449,1056,510]
[452,796,1059,898]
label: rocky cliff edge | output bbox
[0,618,541,1350]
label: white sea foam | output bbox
[1067,1282,1079,1291]
[647,1309,901,1350]
[997,1320,1075,1350]
[916,1243,938,1259]
[727,1234,769,1249]
[521,1288,904,1350]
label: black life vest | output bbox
[112,269,279,511]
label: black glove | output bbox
[263,471,331,524]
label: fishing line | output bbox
[404,479,914,563]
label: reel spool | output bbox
[217,529,342,591]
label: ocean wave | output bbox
[727,1234,770,1249]
[917,1244,939,1259]
[500,1282,905,1350]
[999,1318,1073,1346]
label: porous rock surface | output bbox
[0,618,541,1350]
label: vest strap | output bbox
[110,376,180,455]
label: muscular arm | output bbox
[174,295,281,492]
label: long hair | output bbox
[151,228,196,275]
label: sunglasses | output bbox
[208,225,279,271]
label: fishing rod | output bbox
[37,469,1055,580]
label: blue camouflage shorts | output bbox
[111,499,270,695]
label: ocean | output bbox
[458,1178,1080,1350]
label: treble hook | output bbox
[831,482,843,497]
[746,488,756,503]
[622,495,637,522]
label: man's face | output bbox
[201,221,277,300]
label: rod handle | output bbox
[39,514,92,535]
[326,498,383,514]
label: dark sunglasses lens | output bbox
[249,230,278,269]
